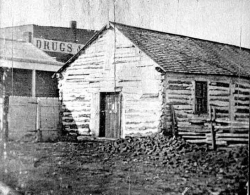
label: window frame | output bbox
[194,80,208,114]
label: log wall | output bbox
[58,29,162,137]
[58,28,249,145]
[165,73,249,146]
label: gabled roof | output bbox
[0,38,62,65]
[57,22,250,78]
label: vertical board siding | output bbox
[165,74,249,146]
[7,96,60,141]
[59,29,162,137]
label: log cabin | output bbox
[56,22,250,146]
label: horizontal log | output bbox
[235,83,250,89]
[178,132,206,136]
[227,144,248,147]
[216,133,248,138]
[185,139,207,144]
[78,53,105,59]
[209,86,229,91]
[168,96,190,100]
[209,93,229,97]
[168,91,192,95]
[234,90,250,95]
[173,105,193,110]
[167,86,191,90]
[207,137,248,142]
[167,80,192,85]
[209,82,229,87]
[181,135,206,139]
[178,129,211,134]
[214,119,249,126]
[234,97,250,101]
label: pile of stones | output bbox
[98,134,206,158]
[96,134,248,194]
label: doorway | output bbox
[99,92,121,138]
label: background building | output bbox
[0,38,62,97]
[0,38,63,140]
[0,21,96,63]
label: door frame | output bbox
[90,88,123,138]
[99,91,122,138]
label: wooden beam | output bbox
[35,98,42,142]
[32,69,36,97]
[210,106,216,150]
[3,96,9,142]
[229,82,235,131]
[1,68,9,142]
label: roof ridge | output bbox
[110,22,250,51]
[113,22,250,78]
[57,22,250,78]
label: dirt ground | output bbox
[0,138,248,195]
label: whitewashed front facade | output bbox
[58,28,163,137]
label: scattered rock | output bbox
[94,134,248,194]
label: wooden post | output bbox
[58,103,63,137]
[32,70,36,97]
[229,82,235,132]
[210,106,216,150]
[161,78,168,135]
[1,68,9,142]
[3,96,9,142]
[35,98,42,142]
[0,96,3,143]
[170,105,178,137]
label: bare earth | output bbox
[0,136,248,195]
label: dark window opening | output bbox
[195,81,207,114]
[36,70,59,97]
[1,68,32,97]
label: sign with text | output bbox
[33,38,85,54]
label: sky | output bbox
[0,0,249,49]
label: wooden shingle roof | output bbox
[58,22,250,78]
[113,22,250,78]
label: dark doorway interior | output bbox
[99,92,121,138]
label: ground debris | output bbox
[96,134,248,194]
[0,134,248,195]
